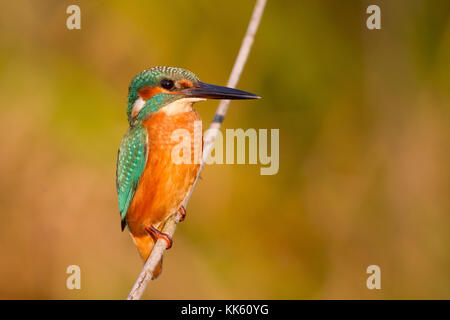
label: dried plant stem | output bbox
[126,0,267,300]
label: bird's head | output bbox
[127,66,259,123]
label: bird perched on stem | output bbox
[116,66,259,278]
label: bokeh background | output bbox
[0,0,449,299]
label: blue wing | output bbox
[116,125,148,230]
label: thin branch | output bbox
[126,0,267,300]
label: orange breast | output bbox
[126,109,201,260]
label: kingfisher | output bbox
[116,66,259,277]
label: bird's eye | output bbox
[160,79,174,90]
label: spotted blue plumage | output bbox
[116,124,148,230]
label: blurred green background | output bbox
[0,0,449,299]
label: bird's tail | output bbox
[131,233,163,279]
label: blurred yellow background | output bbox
[0,0,449,299]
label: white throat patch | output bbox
[160,97,206,115]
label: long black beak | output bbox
[184,81,260,100]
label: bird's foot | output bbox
[178,206,187,222]
[145,225,173,249]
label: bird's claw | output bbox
[178,206,186,222]
[145,225,173,249]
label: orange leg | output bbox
[145,225,173,249]
[178,206,187,222]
